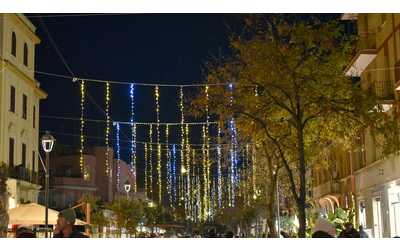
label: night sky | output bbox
[28,14,245,187]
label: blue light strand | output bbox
[228,83,238,207]
[172,144,177,206]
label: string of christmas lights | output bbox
[217,125,222,208]
[228,83,238,207]
[166,125,172,207]
[202,124,208,221]
[149,125,153,199]
[114,122,121,191]
[130,83,137,192]
[79,80,87,179]
[144,142,148,197]
[179,87,186,207]
[105,81,111,177]
[155,86,162,204]
[172,144,177,206]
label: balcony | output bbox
[313,180,340,199]
[345,34,377,77]
[7,165,40,185]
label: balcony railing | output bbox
[7,165,40,185]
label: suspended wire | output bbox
[38,17,75,77]
[41,115,219,126]
[34,70,244,87]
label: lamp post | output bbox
[41,131,55,238]
[124,180,131,199]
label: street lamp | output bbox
[124,180,131,199]
[41,131,55,238]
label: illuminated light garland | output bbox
[202,124,208,221]
[114,122,121,191]
[155,86,162,204]
[105,81,111,177]
[185,124,191,219]
[149,125,153,199]
[79,80,87,179]
[217,125,222,208]
[144,142,148,197]
[228,83,238,207]
[130,83,137,192]
[166,125,172,207]
[245,144,250,205]
[204,85,211,218]
[172,144,177,206]
[179,87,185,206]
[191,149,196,220]
[252,145,257,200]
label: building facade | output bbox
[347,13,400,238]
[0,14,47,209]
[312,13,400,238]
[48,146,139,209]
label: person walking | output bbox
[338,222,360,238]
[311,218,336,238]
[359,225,369,238]
[53,208,88,238]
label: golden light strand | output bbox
[144,142,148,197]
[149,125,153,199]
[185,124,191,219]
[204,85,211,218]
[179,87,186,206]
[202,124,207,221]
[166,124,171,206]
[155,86,162,204]
[252,145,257,200]
[105,81,111,177]
[79,80,87,179]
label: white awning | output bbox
[8,203,86,225]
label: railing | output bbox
[7,165,40,184]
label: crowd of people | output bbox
[11,209,377,238]
[311,219,369,238]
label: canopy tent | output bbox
[8,203,86,225]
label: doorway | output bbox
[372,196,383,238]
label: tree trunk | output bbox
[266,176,278,238]
[296,121,307,238]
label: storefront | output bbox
[355,153,400,238]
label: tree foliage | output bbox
[190,15,394,237]
[107,197,144,236]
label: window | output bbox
[23,43,28,66]
[9,138,14,167]
[33,106,36,128]
[11,32,16,57]
[22,143,26,167]
[10,86,15,112]
[22,94,27,119]
[32,151,36,172]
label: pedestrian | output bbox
[53,208,88,238]
[338,222,360,238]
[16,226,36,238]
[280,230,290,238]
[225,231,234,238]
[359,225,369,238]
[311,218,336,238]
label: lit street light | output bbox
[41,131,55,238]
[124,180,131,199]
